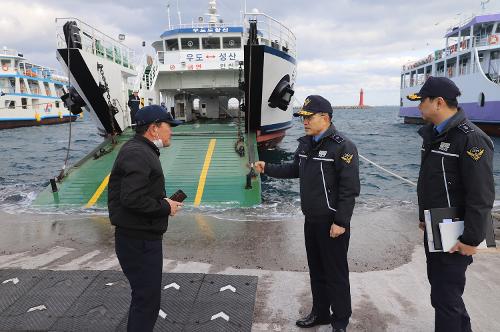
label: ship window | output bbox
[5,100,15,109]
[202,37,221,49]
[491,51,499,60]
[55,101,60,108]
[223,37,241,49]
[181,37,199,50]
[21,98,27,109]
[166,38,179,51]
[497,25,500,33]
[1,60,9,69]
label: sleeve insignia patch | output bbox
[458,122,474,134]
[466,147,484,161]
[341,153,353,164]
[332,135,344,144]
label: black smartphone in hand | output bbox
[169,189,187,202]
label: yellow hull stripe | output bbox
[85,174,110,208]
[194,139,216,206]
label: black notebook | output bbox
[425,207,496,250]
[428,207,464,251]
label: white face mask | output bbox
[153,139,164,148]
[152,130,164,148]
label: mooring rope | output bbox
[359,154,417,187]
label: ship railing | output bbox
[166,22,242,31]
[55,17,136,71]
[0,86,15,94]
[472,34,500,48]
[445,14,475,35]
[0,48,22,58]
[133,52,159,92]
[18,63,68,83]
[243,12,297,58]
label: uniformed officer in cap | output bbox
[128,90,140,124]
[407,77,495,332]
[254,95,360,332]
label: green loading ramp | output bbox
[33,122,261,209]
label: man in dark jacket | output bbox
[407,77,495,331]
[108,105,183,332]
[254,95,360,332]
[128,90,140,124]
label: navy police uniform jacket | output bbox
[418,109,495,247]
[108,134,171,240]
[265,125,360,227]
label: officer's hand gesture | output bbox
[165,198,183,216]
[330,224,345,238]
[253,161,266,174]
[449,241,477,256]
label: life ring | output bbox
[488,35,499,45]
[2,64,8,71]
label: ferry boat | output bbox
[399,13,500,136]
[34,1,298,208]
[139,0,297,148]
[0,48,77,129]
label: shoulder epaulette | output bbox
[331,134,344,144]
[457,122,474,134]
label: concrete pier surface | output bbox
[0,207,499,331]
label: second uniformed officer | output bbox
[408,77,495,331]
[254,95,360,332]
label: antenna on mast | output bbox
[176,0,182,25]
[480,0,490,12]
[167,3,171,29]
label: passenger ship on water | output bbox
[0,48,77,129]
[399,13,500,136]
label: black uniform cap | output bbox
[293,95,333,117]
[407,76,461,101]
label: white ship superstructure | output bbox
[138,0,297,147]
[0,48,76,129]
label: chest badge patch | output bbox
[439,142,450,152]
[341,153,353,164]
[466,147,484,161]
[318,150,327,158]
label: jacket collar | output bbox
[418,108,466,143]
[298,124,337,145]
[134,134,161,156]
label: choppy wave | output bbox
[1,107,500,218]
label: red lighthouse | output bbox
[358,88,364,107]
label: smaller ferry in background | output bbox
[0,48,77,129]
[400,13,500,136]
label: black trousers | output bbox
[304,216,351,325]
[426,248,472,332]
[115,232,163,332]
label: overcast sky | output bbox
[2,0,500,105]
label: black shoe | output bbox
[333,328,346,332]
[295,312,330,328]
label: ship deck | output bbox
[33,121,261,208]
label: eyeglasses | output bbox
[300,113,326,122]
